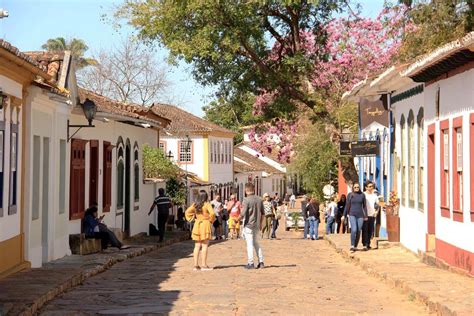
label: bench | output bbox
[69,234,102,255]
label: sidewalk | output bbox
[0,231,189,316]
[325,233,474,316]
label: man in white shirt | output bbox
[363,181,379,250]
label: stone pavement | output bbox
[0,232,189,316]
[38,229,429,315]
[325,233,474,315]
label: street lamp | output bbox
[67,99,97,142]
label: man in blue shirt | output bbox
[148,188,173,242]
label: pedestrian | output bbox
[261,193,274,239]
[185,190,215,271]
[240,183,265,269]
[271,199,280,239]
[273,192,280,205]
[336,194,347,234]
[301,195,309,239]
[148,188,173,242]
[306,198,320,240]
[83,206,127,250]
[342,183,368,252]
[326,196,337,234]
[227,194,241,239]
[283,192,290,207]
[290,193,296,209]
[221,200,229,239]
[363,181,379,249]
[211,194,223,240]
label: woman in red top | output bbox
[226,194,242,239]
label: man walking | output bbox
[148,188,172,242]
[211,194,223,240]
[240,183,265,269]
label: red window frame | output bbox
[470,114,474,221]
[439,119,450,218]
[452,117,463,222]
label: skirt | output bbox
[191,219,213,241]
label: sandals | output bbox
[193,266,201,271]
[200,266,213,271]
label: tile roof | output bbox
[78,88,170,127]
[233,146,283,174]
[0,40,48,72]
[151,103,235,136]
[240,141,288,166]
[23,51,65,83]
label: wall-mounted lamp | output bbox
[166,150,174,161]
[0,88,6,110]
[67,98,97,142]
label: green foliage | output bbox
[202,93,263,144]
[398,0,473,61]
[166,177,187,206]
[289,122,338,201]
[41,37,96,68]
[290,212,301,230]
[142,144,179,180]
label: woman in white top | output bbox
[325,196,338,234]
[363,181,379,250]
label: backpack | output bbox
[221,208,229,221]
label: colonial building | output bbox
[0,40,53,277]
[152,104,235,202]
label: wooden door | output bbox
[103,142,112,212]
[70,139,87,220]
[89,140,99,205]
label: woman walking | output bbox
[261,193,274,239]
[363,181,379,249]
[326,196,337,234]
[343,183,368,252]
[185,190,215,271]
[227,194,241,239]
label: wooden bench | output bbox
[69,234,102,255]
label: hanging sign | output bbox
[351,141,378,157]
[339,141,352,156]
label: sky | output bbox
[0,0,384,117]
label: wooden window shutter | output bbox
[103,141,113,212]
[69,139,87,220]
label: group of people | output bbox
[185,183,272,271]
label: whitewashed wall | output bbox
[392,84,427,254]
[424,68,474,254]
[208,135,233,184]
[161,135,206,180]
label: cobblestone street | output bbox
[38,229,430,315]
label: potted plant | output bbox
[385,191,400,242]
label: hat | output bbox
[263,193,270,198]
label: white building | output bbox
[152,104,236,202]
[18,50,170,268]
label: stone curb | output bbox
[10,233,190,316]
[324,235,457,316]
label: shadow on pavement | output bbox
[38,237,194,315]
[213,264,297,270]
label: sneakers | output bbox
[362,246,368,251]
[245,264,255,270]
[256,262,265,269]
[119,245,130,250]
[350,247,355,253]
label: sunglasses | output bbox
[354,186,360,189]
[367,185,374,188]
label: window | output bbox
[179,140,193,163]
[440,119,449,215]
[117,145,124,209]
[217,141,221,164]
[400,115,406,206]
[59,140,66,214]
[408,111,415,208]
[159,141,166,153]
[32,136,40,220]
[103,141,112,212]
[417,108,424,211]
[8,126,18,214]
[210,141,213,163]
[214,142,217,163]
[221,141,224,163]
[89,140,99,206]
[452,117,463,221]
[224,142,228,164]
[0,123,4,217]
[134,143,140,202]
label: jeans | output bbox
[243,227,264,264]
[158,213,168,242]
[326,216,335,234]
[271,219,279,238]
[349,216,364,248]
[363,216,376,247]
[96,223,122,249]
[308,216,319,239]
[222,219,228,239]
[303,218,309,238]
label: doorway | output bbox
[124,143,131,236]
[427,128,436,251]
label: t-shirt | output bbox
[327,202,337,217]
[154,195,172,215]
[364,192,378,217]
[211,200,222,216]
